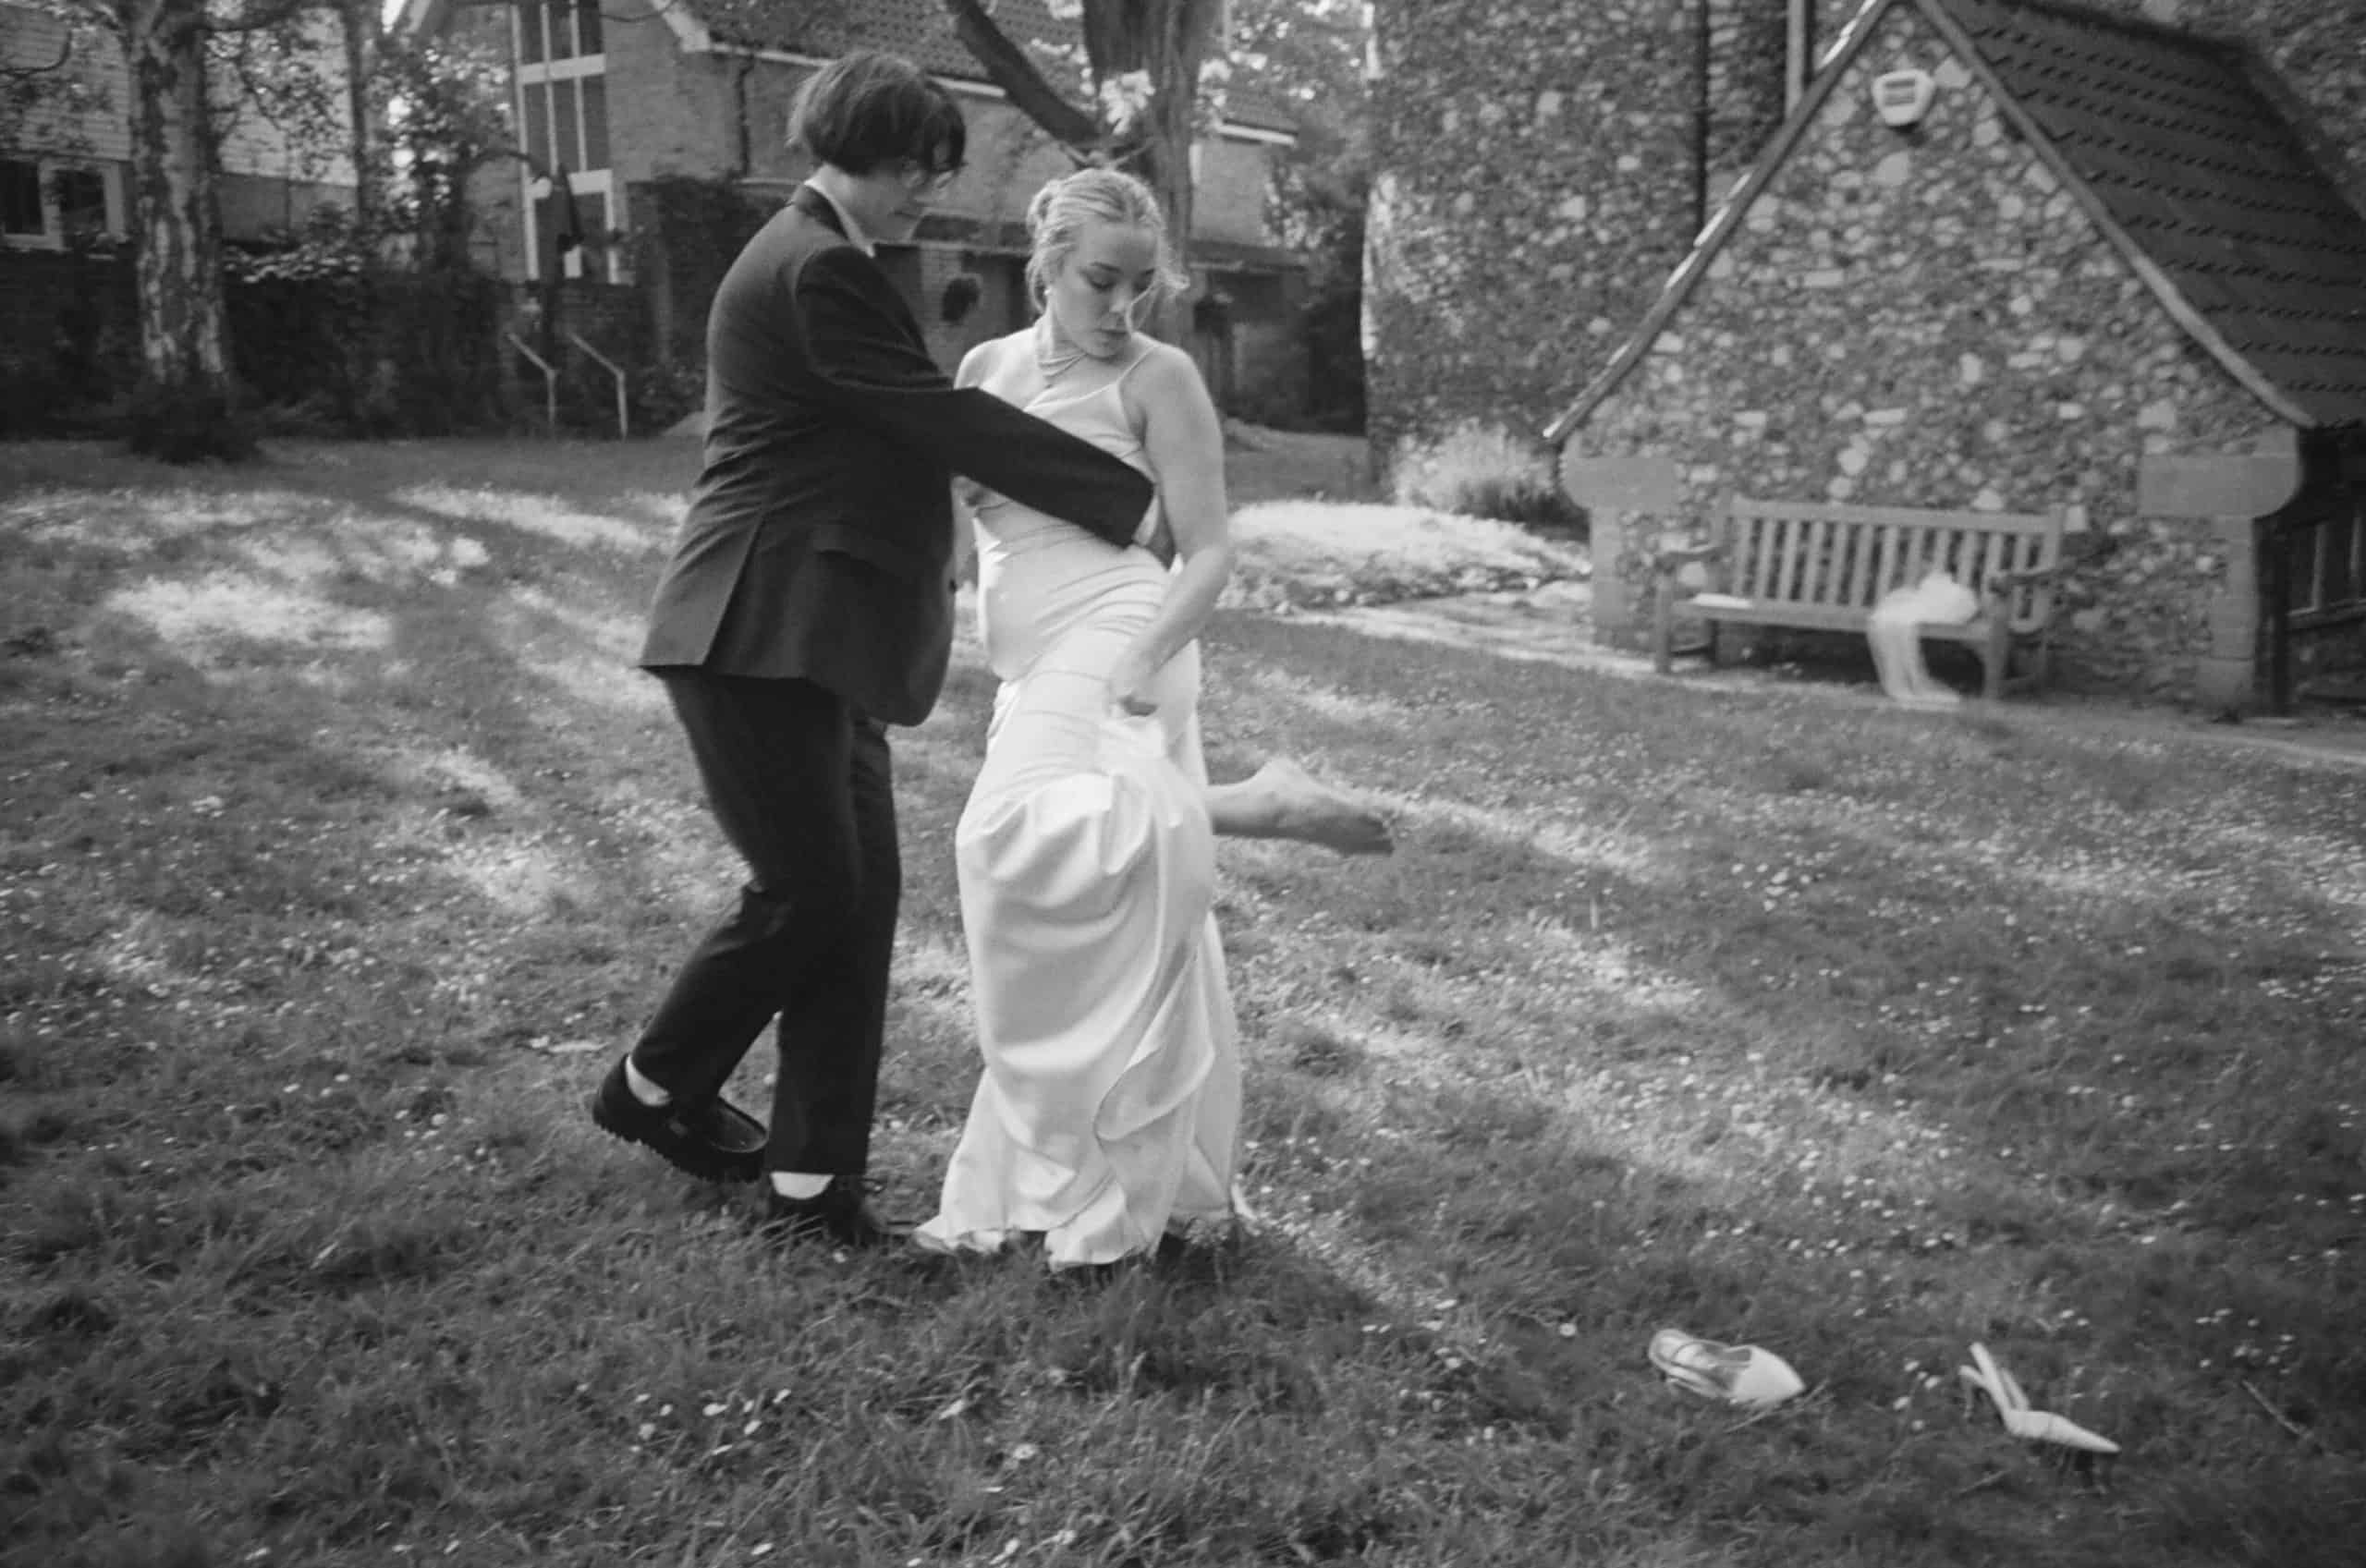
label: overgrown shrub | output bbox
[631,176,778,365]
[0,242,137,436]
[1390,420,1589,539]
[374,268,506,434]
[121,378,259,463]
[0,355,113,439]
[630,359,705,436]
[226,221,506,438]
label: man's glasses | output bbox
[899,162,961,197]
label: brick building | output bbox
[400,0,1309,417]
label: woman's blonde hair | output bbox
[1022,166,1189,309]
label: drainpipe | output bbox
[1787,0,1813,112]
[1693,0,1712,237]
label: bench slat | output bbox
[1774,514,1806,605]
[1750,517,1781,602]
[1978,529,2008,595]
[1731,496,2060,535]
[1838,526,1865,607]
[1689,602,1872,633]
[1804,516,1833,605]
[1689,601,2000,638]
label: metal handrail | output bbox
[506,331,558,433]
[567,329,628,439]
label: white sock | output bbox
[770,1172,832,1200]
[623,1058,671,1108]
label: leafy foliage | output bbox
[119,373,258,461]
[1392,419,1590,536]
[0,2,109,157]
[947,0,1226,343]
[222,225,508,438]
[1235,0,1370,431]
[204,6,348,187]
[374,27,516,268]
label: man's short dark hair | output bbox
[789,51,966,178]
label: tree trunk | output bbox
[339,0,377,237]
[943,0,1226,343]
[1129,0,1216,346]
[116,0,248,458]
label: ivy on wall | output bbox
[3,238,508,439]
[230,258,506,437]
[630,175,782,369]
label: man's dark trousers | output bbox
[631,671,897,1177]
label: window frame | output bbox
[2288,487,2366,629]
[511,1,617,284]
[0,154,125,250]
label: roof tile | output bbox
[1935,0,2366,426]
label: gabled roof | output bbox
[1544,0,2366,441]
[673,0,1299,137]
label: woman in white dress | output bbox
[916,168,1380,1268]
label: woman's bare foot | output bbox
[1226,759,1394,855]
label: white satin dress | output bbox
[915,334,1241,1269]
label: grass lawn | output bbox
[4,435,2363,1567]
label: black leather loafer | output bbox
[590,1055,766,1184]
[760,1175,908,1249]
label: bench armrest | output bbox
[1652,542,1727,575]
[1984,562,2074,594]
[1983,537,2116,595]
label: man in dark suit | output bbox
[592,51,1156,1248]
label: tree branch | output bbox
[0,37,76,79]
[938,0,1101,152]
[207,0,326,38]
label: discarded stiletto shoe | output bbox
[1648,1329,1807,1409]
[1957,1342,2119,1454]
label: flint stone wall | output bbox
[1569,0,2284,701]
[1363,0,1715,468]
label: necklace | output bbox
[1032,316,1091,380]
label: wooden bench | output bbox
[1652,495,2073,700]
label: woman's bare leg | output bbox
[1206,759,1392,855]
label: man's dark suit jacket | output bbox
[639,185,1156,726]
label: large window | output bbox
[518,0,601,63]
[0,159,42,237]
[2287,487,2366,628]
[0,155,122,249]
[513,1,615,281]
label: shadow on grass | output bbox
[6,440,2366,1566]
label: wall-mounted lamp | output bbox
[1872,67,1937,129]
[941,271,982,324]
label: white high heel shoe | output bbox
[1648,1328,1807,1408]
[1957,1342,2120,1454]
